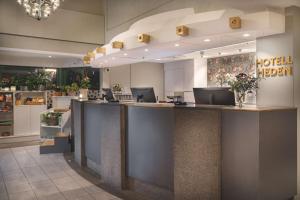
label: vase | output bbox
[236,91,246,108]
[20,86,28,91]
[80,89,88,99]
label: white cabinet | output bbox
[14,106,30,136]
[14,105,47,136]
[30,106,47,135]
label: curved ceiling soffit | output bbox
[89,8,284,67]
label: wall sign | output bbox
[257,56,293,78]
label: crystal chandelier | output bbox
[17,0,64,20]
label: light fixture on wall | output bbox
[17,0,64,20]
[243,33,251,37]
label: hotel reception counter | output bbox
[71,100,297,200]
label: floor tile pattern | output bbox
[0,146,122,200]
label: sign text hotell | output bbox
[257,56,293,77]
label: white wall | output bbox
[0,0,104,57]
[256,6,300,195]
[102,62,165,100]
[194,58,208,88]
[0,0,104,44]
[164,60,195,102]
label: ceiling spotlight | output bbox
[174,43,180,47]
[238,49,242,53]
[144,48,149,52]
[156,58,161,61]
[243,33,250,37]
[48,55,52,58]
[123,53,128,56]
[204,39,211,42]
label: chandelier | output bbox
[17,0,64,20]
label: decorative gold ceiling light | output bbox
[17,0,64,20]
[176,25,189,36]
[138,34,151,43]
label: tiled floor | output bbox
[0,145,122,200]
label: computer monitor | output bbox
[131,87,156,103]
[102,88,115,102]
[193,87,235,106]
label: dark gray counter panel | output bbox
[84,103,125,188]
[222,111,260,200]
[72,100,85,166]
[222,110,297,200]
[259,110,297,200]
[127,106,174,190]
[84,103,102,171]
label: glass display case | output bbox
[15,91,46,105]
[0,91,14,137]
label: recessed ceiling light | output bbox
[174,43,180,47]
[243,33,250,37]
[156,58,161,61]
[144,48,149,52]
[123,53,128,56]
[48,55,52,58]
[204,39,211,42]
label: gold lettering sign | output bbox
[256,56,293,78]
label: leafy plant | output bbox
[35,71,52,86]
[42,112,63,126]
[80,76,90,89]
[227,73,259,107]
[65,83,79,95]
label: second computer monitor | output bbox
[193,87,235,106]
[131,87,156,103]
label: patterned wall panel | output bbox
[207,53,256,87]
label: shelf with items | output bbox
[40,109,71,138]
[0,91,14,137]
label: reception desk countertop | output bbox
[75,100,296,112]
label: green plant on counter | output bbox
[42,112,63,126]
[80,76,90,89]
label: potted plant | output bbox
[65,83,79,96]
[9,77,17,91]
[42,112,62,126]
[79,76,90,99]
[35,71,52,91]
[227,73,259,108]
[14,76,29,91]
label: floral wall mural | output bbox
[207,53,256,87]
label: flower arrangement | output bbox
[80,76,90,89]
[227,73,259,107]
[112,83,122,93]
